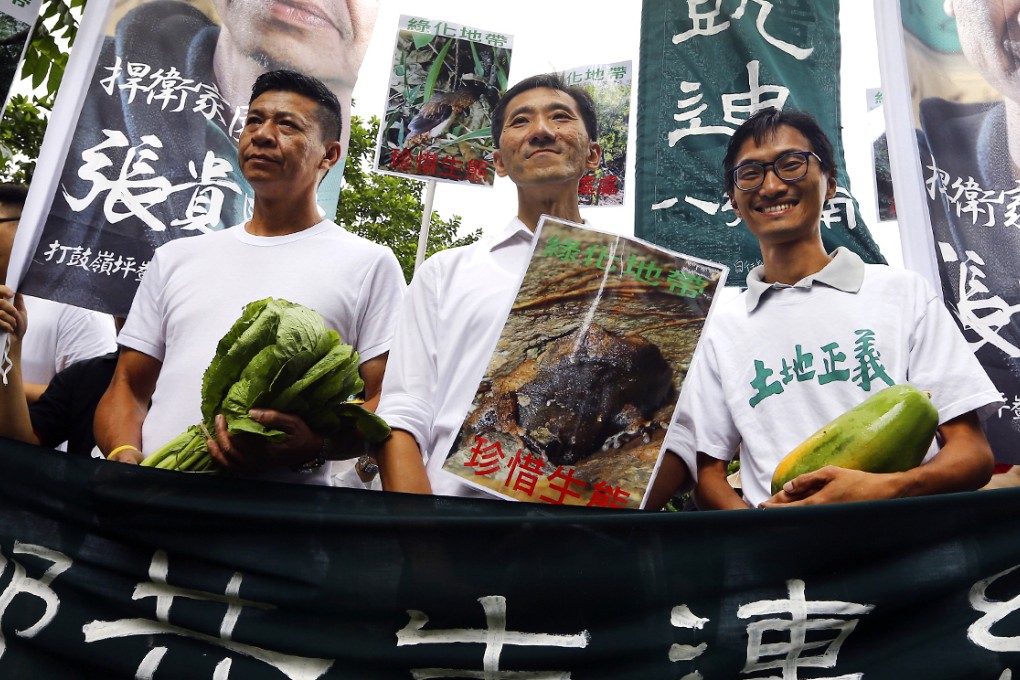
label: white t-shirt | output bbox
[21,295,116,385]
[376,218,535,497]
[118,220,405,485]
[683,248,1001,507]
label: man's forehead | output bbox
[734,125,813,162]
[504,87,578,116]
[249,90,317,116]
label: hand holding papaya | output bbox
[762,465,908,507]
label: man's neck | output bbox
[758,237,831,285]
[245,197,323,237]
[516,185,584,231]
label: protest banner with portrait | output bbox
[441,217,726,509]
[373,14,511,187]
[877,1,1020,464]
[9,0,379,315]
[560,60,631,208]
[636,0,886,287]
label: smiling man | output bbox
[375,73,601,496]
[95,70,404,486]
[677,106,1000,510]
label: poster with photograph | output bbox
[560,61,631,208]
[12,0,379,315]
[374,15,512,187]
[0,0,41,114]
[440,217,727,509]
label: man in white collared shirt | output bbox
[376,74,602,496]
[674,107,1000,510]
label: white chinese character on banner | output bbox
[673,0,814,60]
[82,550,332,679]
[170,151,243,233]
[737,579,873,679]
[969,563,1020,653]
[940,243,1020,358]
[397,595,589,678]
[669,61,788,147]
[0,542,73,660]
[669,604,710,678]
[62,130,175,232]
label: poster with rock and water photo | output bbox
[441,217,727,508]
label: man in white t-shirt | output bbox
[0,184,116,404]
[375,73,602,496]
[674,107,1000,509]
[96,70,404,485]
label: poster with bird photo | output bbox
[373,15,512,187]
[440,216,727,509]
[559,61,632,208]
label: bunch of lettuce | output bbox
[141,298,390,471]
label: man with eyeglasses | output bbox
[672,106,999,510]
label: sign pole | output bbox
[414,180,437,274]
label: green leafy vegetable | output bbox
[142,298,390,472]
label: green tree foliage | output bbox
[0,0,85,183]
[339,114,480,283]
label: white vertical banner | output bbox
[874,0,1020,463]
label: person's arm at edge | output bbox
[643,452,689,510]
[94,348,161,464]
[0,289,38,445]
[359,353,386,413]
[23,382,46,404]
[694,451,748,510]
[378,429,431,494]
[764,410,994,506]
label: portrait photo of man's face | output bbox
[211,0,378,90]
[947,0,1020,103]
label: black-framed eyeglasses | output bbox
[729,151,822,192]
[0,216,20,224]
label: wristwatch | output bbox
[292,435,329,473]
[356,454,379,478]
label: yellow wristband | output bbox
[108,444,140,460]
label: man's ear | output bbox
[728,191,741,219]
[586,142,602,171]
[825,170,837,201]
[493,149,508,178]
[321,141,342,171]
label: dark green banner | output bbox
[1,437,1019,678]
[636,0,885,287]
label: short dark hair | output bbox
[491,73,598,149]
[0,183,28,206]
[249,69,343,142]
[722,107,836,192]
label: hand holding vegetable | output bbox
[141,298,391,473]
[208,410,322,473]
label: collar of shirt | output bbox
[743,246,865,313]
[488,217,535,254]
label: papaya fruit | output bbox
[770,384,939,495]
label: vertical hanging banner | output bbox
[636,0,885,287]
[441,217,727,509]
[373,14,512,187]
[560,61,632,208]
[878,1,1020,464]
[12,0,380,315]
